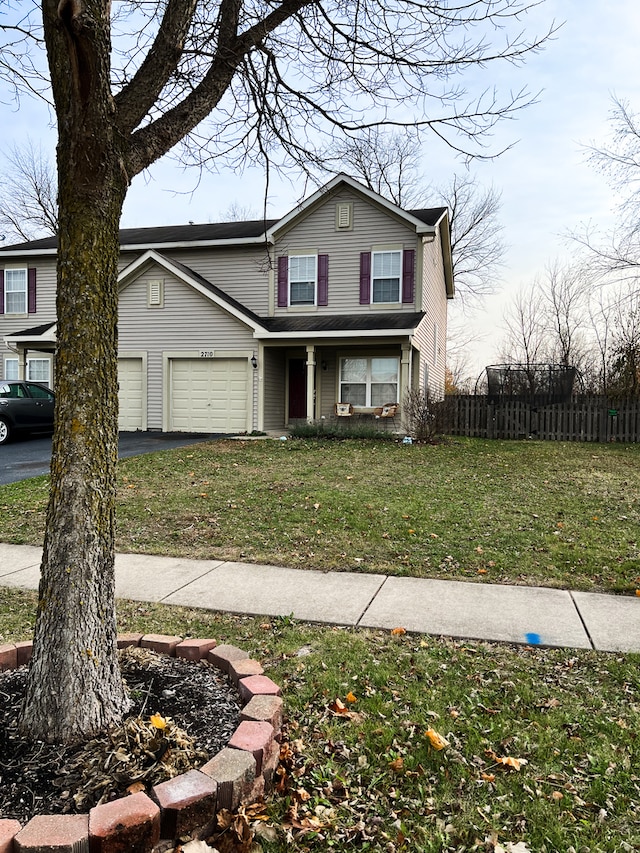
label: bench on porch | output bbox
[332,402,399,431]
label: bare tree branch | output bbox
[0,138,57,240]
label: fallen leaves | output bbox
[149,713,167,730]
[425,728,449,751]
[328,697,364,722]
[485,749,528,771]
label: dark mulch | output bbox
[0,647,241,824]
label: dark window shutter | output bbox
[28,268,37,313]
[0,270,4,314]
[277,256,288,307]
[317,254,329,306]
[359,252,371,304]
[402,249,415,303]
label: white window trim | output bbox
[339,355,400,408]
[371,249,402,305]
[289,254,317,307]
[4,267,28,315]
[4,356,52,386]
[3,357,18,380]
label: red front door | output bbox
[288,359,307,419]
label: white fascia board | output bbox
[119,235,271,251]
[0,248,57,258]
[0,235,272,260]
[254,327,417,340]
[5,325,57,346]
[118,250,267,333]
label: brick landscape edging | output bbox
[0,636,284,853]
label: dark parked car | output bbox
[0,381,55,445]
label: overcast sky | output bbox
[3,0,640,381]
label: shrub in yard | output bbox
[403,387,454,441]
[289,421,396,440]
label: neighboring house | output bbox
[0,174,453,434]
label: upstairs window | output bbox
[360,250,415,305]
[5,269,27,314]
[289,255,317,306]
[277,254,329,307]
[339,356,399,407]
[372,251,401,303]
[0,267,37,315]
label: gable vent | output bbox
[148,279,164,308]
[336,202,352,230]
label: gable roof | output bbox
[267,174,446,239]
[118,250,268,332]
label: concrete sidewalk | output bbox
[1,543,638,653]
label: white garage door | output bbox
[170,358,249,433]
[118,357,144,431]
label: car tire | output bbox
[0,417,10,445]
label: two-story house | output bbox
[0,174,453,434]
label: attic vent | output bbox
[148,279,164,308]
[336,202,353,230]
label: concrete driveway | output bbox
[0,432,223,485]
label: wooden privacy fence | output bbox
[442,396,640,443]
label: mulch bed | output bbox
[0,646,241,824]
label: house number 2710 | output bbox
[200,351,215,358]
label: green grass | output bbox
[2,438,639,850]
[1,437,639,593]
[1,588,638,852]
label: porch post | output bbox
[305,344,316,423]
[19,348,27,380]
[400,343,411,426]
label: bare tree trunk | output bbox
[20,177,129,742]
[20,0,130,742]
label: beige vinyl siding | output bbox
[317,349,338,417]
[165,245,271,315]
[413,226,449,396]
[261,346,287,431]
[118,265,256,430]
[0,257,57,380]
[273,188,421,317]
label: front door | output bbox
[288,358,307,419]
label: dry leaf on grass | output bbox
[425,728,449,751]
[486,749,528,771]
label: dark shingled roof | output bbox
[6,321,56,337]
[0,219,278,252]
[263,313,425,333]
[0,205,446,253]
[408,207,447,226]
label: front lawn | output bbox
[1,437,639,593]
[1,589,638,852]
